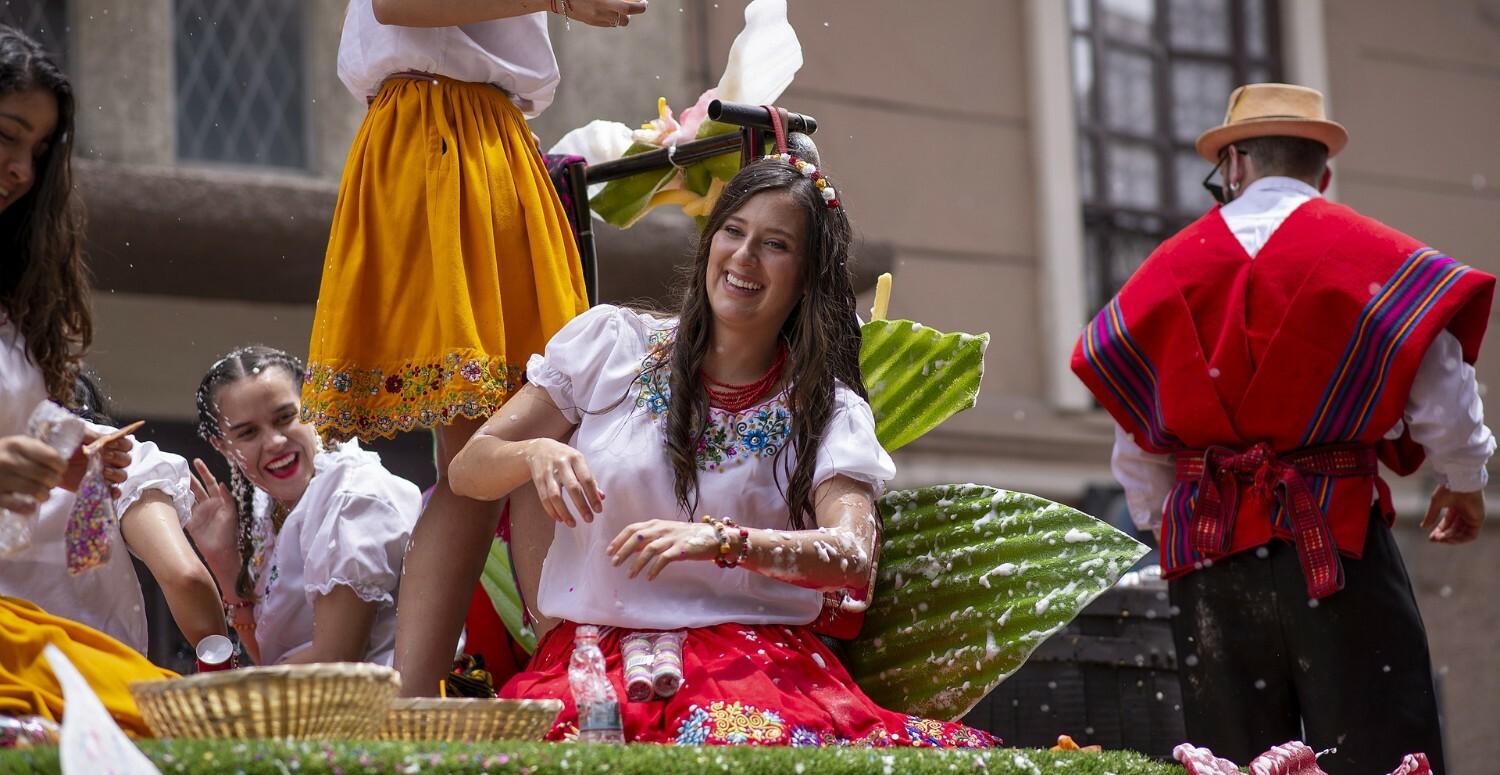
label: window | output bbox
[174,0,308,169]
[1069,0,1282,313]
[1,0,70,69]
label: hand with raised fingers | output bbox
[1421,484,1485,544]
[0,435,65,509]
[185,458,242,566]
[558,0,648,28]
[607,519,721,580]
[523,438,604,527]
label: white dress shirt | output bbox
[1113,177,1494,529]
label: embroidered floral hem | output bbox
[502,621,998,748]
[301,351,525,441]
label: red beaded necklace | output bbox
[700,339,789,412]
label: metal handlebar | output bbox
[706,100,819,135]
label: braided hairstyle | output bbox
[195,345,306,600]
[663,157,861,530]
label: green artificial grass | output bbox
[0,739,1181,774]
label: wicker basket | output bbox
[379,698,563,742]
[129,663,400,740]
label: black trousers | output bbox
[1169,515,1445,775]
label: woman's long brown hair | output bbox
[0,26,89,406]
[661,159,863,530]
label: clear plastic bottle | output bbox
[569,625,625,744]
[0,401,85,556]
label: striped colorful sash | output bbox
[1174,442,1377,599]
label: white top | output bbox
[244,441,420,666]
[530,305,895,630]
[0,315,194,654]
[1113,177,1495,529]
[0,313,47,437]
[0,436,193,655]
[338,0,561,117]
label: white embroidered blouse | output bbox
[530,305,896,630]
[243,441,420,666]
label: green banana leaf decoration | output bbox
[479,537,537,653]
[860,319,988,451]
[847,485,1148,721]
[588,151,678,229]
[590,120,741,228]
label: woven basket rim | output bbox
[380,696,562,742]
[129,662,402,740]
[389,697,563,711]
[129,662,400,695]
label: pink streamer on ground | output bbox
[1174,741,1431,775]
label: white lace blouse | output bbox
[244,441,420,666]
[530,305,896,630]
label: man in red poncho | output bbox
[1072,83,1494,774]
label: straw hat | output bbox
[1195,83,1347,161]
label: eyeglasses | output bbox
[1201,147,1248,205]
[1201,156,1228,205]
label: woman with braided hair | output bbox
[188,345,420,666]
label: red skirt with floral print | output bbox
[500,620,997,747]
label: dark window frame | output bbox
[172,0,312,170]
[1,0,71,70]
[1071,0,1283,313]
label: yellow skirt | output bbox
[0,596,176,736]
[303,74,589,441]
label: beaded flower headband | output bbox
[758,104,840,210]
[762,153,840,210]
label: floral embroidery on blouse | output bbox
[247,508,280,601]
[634,331,792,473]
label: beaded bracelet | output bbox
[700,515,731,567]
[224,599,255,632]
[720,517,751,568]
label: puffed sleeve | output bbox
[814,385,897,492]
[299,489,415,607]
[527,304,658,424]
[111,437,195,527]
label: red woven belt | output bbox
[1174,442,1377,599]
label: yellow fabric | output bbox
[304,74,589,441]
[0,596,176,736]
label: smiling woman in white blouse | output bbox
[447,157,997,747]
[188,345,420,667]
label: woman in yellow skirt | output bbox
[304,0,648,697]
